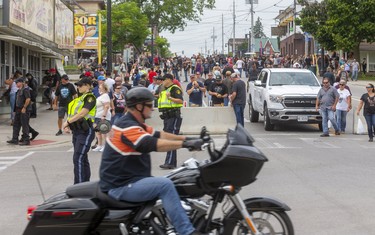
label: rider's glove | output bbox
[182,139,204,151]
[185,136,200,141]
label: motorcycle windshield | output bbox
[227,124,255,146]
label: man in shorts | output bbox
[53,74,77,135]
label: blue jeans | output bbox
[112,112,123,125]
[320,108,339,134]
[233,104,245,127]
[351,70,359,81]
[184,70,188,82]
[10,92,16,120]
[224,97,229,106]
[364,114,375,139]
[238,68,243,77]
[108,177,195,235]
[335,110,347,132]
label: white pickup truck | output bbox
[248,68,322,131]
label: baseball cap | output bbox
[49,68,56,73]
[15,78,25,83]
[163,73,174,80]
[231,73,238,78]
[215,75,222,81]
[84,71,92,77]
[155,76,164,80]
[75,78,92,86]
[61,74,69,80]
[97,75,105,81]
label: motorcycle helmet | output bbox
[96,120,111,134]
[126,87,154,107]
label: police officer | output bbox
[158,73,183,169]
[7,78,32,145]
[62,78,96,184]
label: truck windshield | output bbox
[269,72,320,86]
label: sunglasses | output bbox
[322,82,329,84]
[144,103,153,108]
[115,87,121,89]
[366,86,373,88]
[339,84,345,86]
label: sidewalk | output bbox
[0,103,72,153]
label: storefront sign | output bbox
[9,0,54,41]
[55,0,73,49]
[74,14,100,49]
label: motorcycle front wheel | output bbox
[226,209,294,235]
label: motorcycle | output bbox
[23,124,294,235]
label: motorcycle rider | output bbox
[99,87,204,235]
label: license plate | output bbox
[298,116,308,122]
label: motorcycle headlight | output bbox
[269,95,283,103]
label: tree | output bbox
[154,36,172,58]
[298,0,375,60]
[253,17,266,38]
[127,0,216,33]
[100,2,149,52]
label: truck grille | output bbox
[283,97,316,108]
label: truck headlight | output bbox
[269,95,283,103]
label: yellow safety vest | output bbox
[158,85,183,109]
[67,93,96,122]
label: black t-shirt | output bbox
[55,83,77,107]
[231,79,247,105]
[204,78,216,91]
[360,93,375,115]
[210,83,228,104]
[15,87,31,110]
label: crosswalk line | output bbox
[0,152,34,172]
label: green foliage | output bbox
[127,0,216,33]
[100,2,149,52]
[154,36,172,58]
[253,17,266,38]
[298,0,375,55]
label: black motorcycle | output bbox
[24,125,294,235]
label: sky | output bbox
[160,0,296,57]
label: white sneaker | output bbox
[92,145,103,151]
[99,146,104,152]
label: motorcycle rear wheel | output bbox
[227,209,294,235]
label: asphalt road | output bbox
[1,79,374,235]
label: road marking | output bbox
[0,152,34,172]
[300,138,340,148]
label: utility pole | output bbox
[222,14,224,55]
[106,0,112,72]
[250,0,254,53]
[233,0,236,57]
[205,40,207,55]
[211,27,217,55]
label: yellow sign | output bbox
[74,14,100,49]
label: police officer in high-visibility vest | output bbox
[158,73,183,169]
[63,78,96,184]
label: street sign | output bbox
[245,0,258,4]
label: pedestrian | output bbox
[356,83,375,142]
[222,71,233,106]
[209,75,228,106]
[186,74,205,107]
[158,74,184,169]
[4,71,22,125]
[93,83,112,152]
[235,57,245,78]
[64,55,69,65]
[7,78,32,145]
[351,59,360,81]
[315,77,340,137]
[99,87,204,235]
[25,73,38,118]
[229,73,247,126]
[112,85,126,125]
[53,74,77,136]
[63,78,96,184]
[323,67,335,85]
[203,73,215,105]
[335,80,351,133]
[362,58,367,75]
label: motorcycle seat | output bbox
[66,181,145,209]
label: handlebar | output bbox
[200,126,221,161]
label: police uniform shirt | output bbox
[167,84,183,101]
[15,87,31,109]
[82,95,96,112]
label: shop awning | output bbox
[0,35,63,59]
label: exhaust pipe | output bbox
[119,223,129,235]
